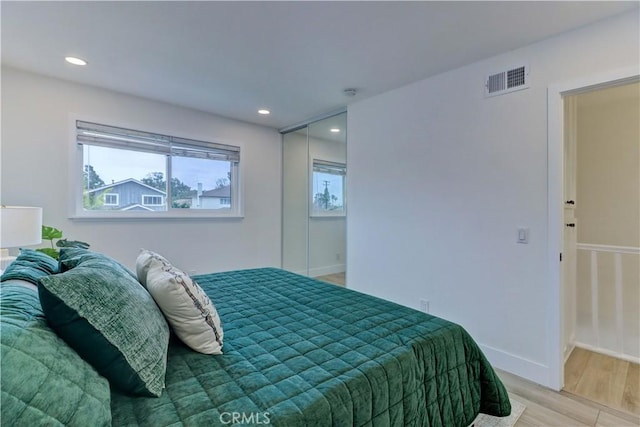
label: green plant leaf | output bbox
[41,225,63,241]
[56,239,90,249]
[36,248,59,260]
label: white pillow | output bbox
[136,249,224,355]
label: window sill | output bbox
[310,213,346,219]
[70,211,244,221]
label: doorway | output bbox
[282,112,347,286]
[547,67,639,392]
[561,82,639,415]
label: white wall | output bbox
[576,83,640,247]
[347,10,639,387]
[1,67,282,273]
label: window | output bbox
[76,121,241,217]
[103,193,119,206]
[142,195,163,206]
[312,159,346,215]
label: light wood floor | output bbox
[498,368,640,426]
[564,347,639,416]
[315,272,346,287]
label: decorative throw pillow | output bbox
[136,249,224,355]
[1,279,37,292]
[38,248,169,397]
[0,248,58,285]
[59,246,137,279]
[1,283,111,426]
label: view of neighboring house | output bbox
[192,185,231,209]
[86,178,166,211]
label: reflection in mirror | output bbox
[282,112,347,287]
[282,128,308,275]
[311,160,346,215]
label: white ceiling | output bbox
[2,1,637,130]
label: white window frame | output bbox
[142,194,164,206]
[103,193,119,206]
[310,159,346,217]
[70,118,243,220]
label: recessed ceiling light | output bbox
[258,109,271,115]
[65,56,88,66]
[330,128,340,133]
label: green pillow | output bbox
[0,284,111,426]
[0,248,58,285]
[58,246,136,279]
[38,248,170,397]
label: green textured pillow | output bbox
[58,246,136,279]
[0,283,111,426]
[38,248,170,397]
[0,248,58,285]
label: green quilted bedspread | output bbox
[111,268,510,426]
[1,284,112,426]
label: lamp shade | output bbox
[0,206,43,248]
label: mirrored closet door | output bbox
[282,112,347,286]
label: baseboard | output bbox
[563,333,576,363]
[479,343,551,388]
[308,264,345,277]
[288,264,346,278]
[564,343,576,364]
[573,341,640,364]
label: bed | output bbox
[1,249,511,426]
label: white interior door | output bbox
[562,95,578,363]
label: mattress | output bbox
[111,268,511,426]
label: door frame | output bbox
[546,66,639,391]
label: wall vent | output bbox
[485,65,530,97]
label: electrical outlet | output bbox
[419,299,430,313]
[336,253,341,261]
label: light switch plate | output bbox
[517,227,529,244]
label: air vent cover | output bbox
[485,65,529,97]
